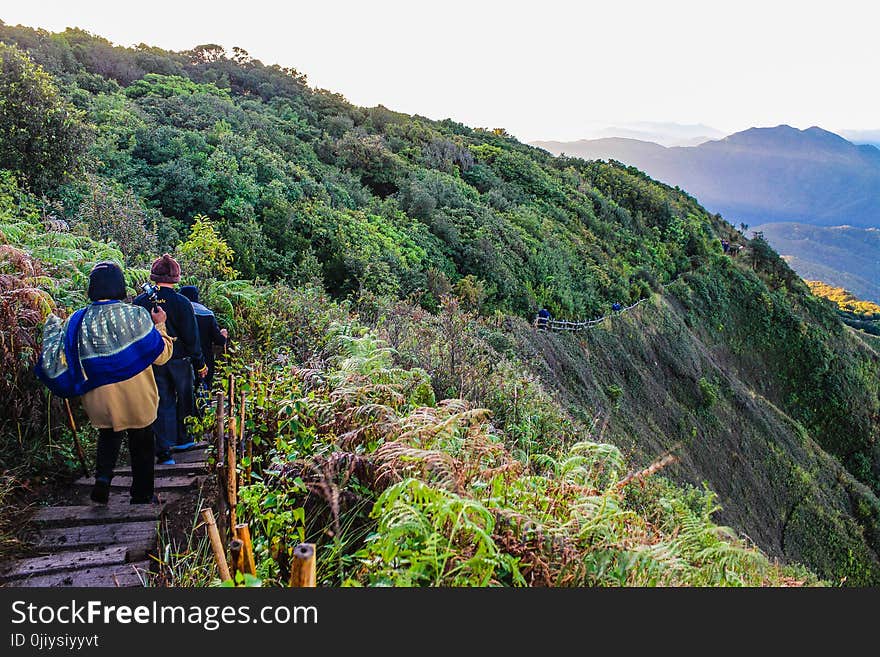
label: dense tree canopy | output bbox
[0,43,91,192]
[0,23,719,318]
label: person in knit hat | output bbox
[134,254,206,464]
[37,262,174,504]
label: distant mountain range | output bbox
[564,121,726,147]
[532,125,880,230]
[752,223,880,303]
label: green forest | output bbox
[1,22,879,586]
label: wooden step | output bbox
[34,521,158,554]
[74,475,201,491]
[174,441,210,452]
[9,561,150,588]
[31,503,163,527]
[76,490,184,506]
[0,546,129,583]
[113,461,207,476]
[175,448,210,464]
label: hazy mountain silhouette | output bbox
[533,125,880,229]
[573,121,725,147]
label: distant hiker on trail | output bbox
[721,239,730,254]
[35,262,173,505]
[536,307,551,329]
[134,254,206,465]
[612,302,622,313]
[179,285,228,390]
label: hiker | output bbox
[35,262,173,504]
[536,307,551,329]
[134,254,207,465]
[612,302,622,313]
[721,239,730,254]
[179,285,228,390]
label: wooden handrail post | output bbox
[227,416,238,532]
[289,543,316,587]
[215,391,226,467]
[230,538,243,582]
[214,390,229,548]
[235,523,257,576]
[201,508,231,582]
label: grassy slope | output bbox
[504,290,880,583]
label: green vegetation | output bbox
[1,22,878,585]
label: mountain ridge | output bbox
[533,125,880,229]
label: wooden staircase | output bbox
[0,443,209,588]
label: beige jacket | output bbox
[80,322,174,431]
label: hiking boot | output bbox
[130,494,160,505]
[90,479,110,505]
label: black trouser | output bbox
[205,354,217,392]
[95,426,154,502]
[153,358,195,460]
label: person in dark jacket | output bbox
[133,254,206,465]
[536,308,551,330]
[179,285,228,390]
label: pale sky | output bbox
[2,1,878,142]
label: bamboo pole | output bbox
[228,374,235,427]
[271,540,290,583]
[239,390,246,459]
[63,399,90,477]
[289,543,316,587]
[245,434,253,485]
[227,416,238,531]
[235,523,257,576]
[229,538,243,582]
[201,508,231,582]
[215,391,226,467]
[214,390,229,548]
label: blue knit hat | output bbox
[179,285,199,303]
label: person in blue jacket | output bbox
[179,285,228,390]
[536,307,551,329]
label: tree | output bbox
[0,43,91,191]
[79,176,159,266]
[188,44,226,64]
[176,214,238,281]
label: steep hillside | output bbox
[533,126,880,229]
[1,23,879,584]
